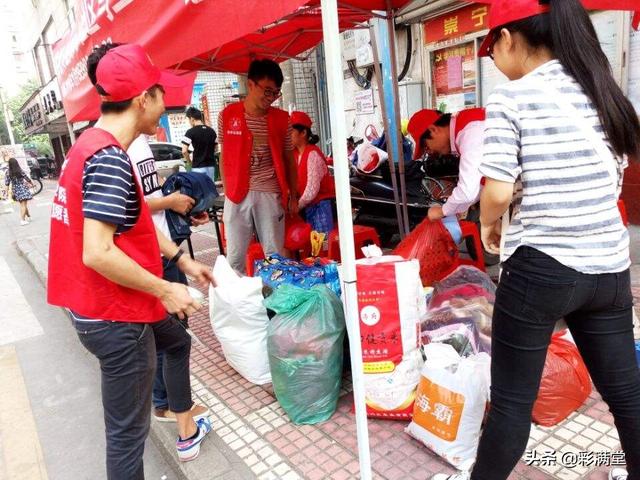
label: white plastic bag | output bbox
[406,343,491,469]
[356,141,388,174]
[209,256,271,385]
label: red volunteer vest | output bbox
[47,128,166,322]
[221,102,290,205]
[454,107,485,151]
[295,144,335,204]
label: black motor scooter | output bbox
[349,154,459,245]
[348,154,499,265]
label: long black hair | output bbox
[7,158,26,180]
[292,124,320,145]
[497,0,640,159]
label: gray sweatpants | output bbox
[223,191,285,274]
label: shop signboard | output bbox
[39,78,65,123]
[21,96,46,136]
[423,4,489,44]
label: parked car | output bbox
[149,141,186,179]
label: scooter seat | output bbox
[350,177,395,198]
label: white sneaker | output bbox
[609,468,628,480]
[176,417,212,462]
[432,472,471,480]
[20,220,28,226]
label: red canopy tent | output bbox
[172,7,372,73]
[52,0,312,122]
[52,0,411,122]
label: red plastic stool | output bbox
[457,220,486,272]
[245,242,265,277]
[327,225,381,262]
[219,222,227,249]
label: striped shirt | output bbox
[218,110,293,193]
[480,60,629,274]
[82,146,140,234]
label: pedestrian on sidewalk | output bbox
[47,43,214,480]
[128,133,210,423]
[217,59,299,273]
[182,107,217,181]
[4,157,34,226]
[433,1,640,480]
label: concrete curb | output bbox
[15,237,48,286]
[14,238,254,480]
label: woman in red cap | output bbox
[290,111,335,234]
[432,1,640,480]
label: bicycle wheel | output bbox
[30,179,43,196]
[422,176,453,203]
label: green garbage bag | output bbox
[264,284,346,425]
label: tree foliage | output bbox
[1,79,53,155]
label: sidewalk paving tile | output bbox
[18,219,636,480]
[177,229,633,480]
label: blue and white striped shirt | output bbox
[82,146,140,233]
[480,60,629,274]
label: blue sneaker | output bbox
[176,417,212,462]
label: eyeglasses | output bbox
[254,82,282,100]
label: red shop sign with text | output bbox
[424,4,489,44]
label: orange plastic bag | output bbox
[532,333,592,427]
[393,218,458,286]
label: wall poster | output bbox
[431,42,477,112]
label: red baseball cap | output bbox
[407,109,441,159]
[96,44,188,102]
[291,111,313,129]
[477,0,550,57]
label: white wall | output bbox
[342,23,424,140]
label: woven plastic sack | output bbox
[264,284,345,425]
[353,256,426,420]
[209,256,271,385]
[532,332,592,427]
[393,218,459,286]
[406,343,491,469]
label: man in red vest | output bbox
[47,43,214,478]
[217,59,298,273]
[408,108,486,222]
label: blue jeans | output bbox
[191,166,215,182]
[153,257,189,411]
[74,316,193,480]
[471,246,640,480]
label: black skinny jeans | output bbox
[74,316,193,480]
[472,246,640,480]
